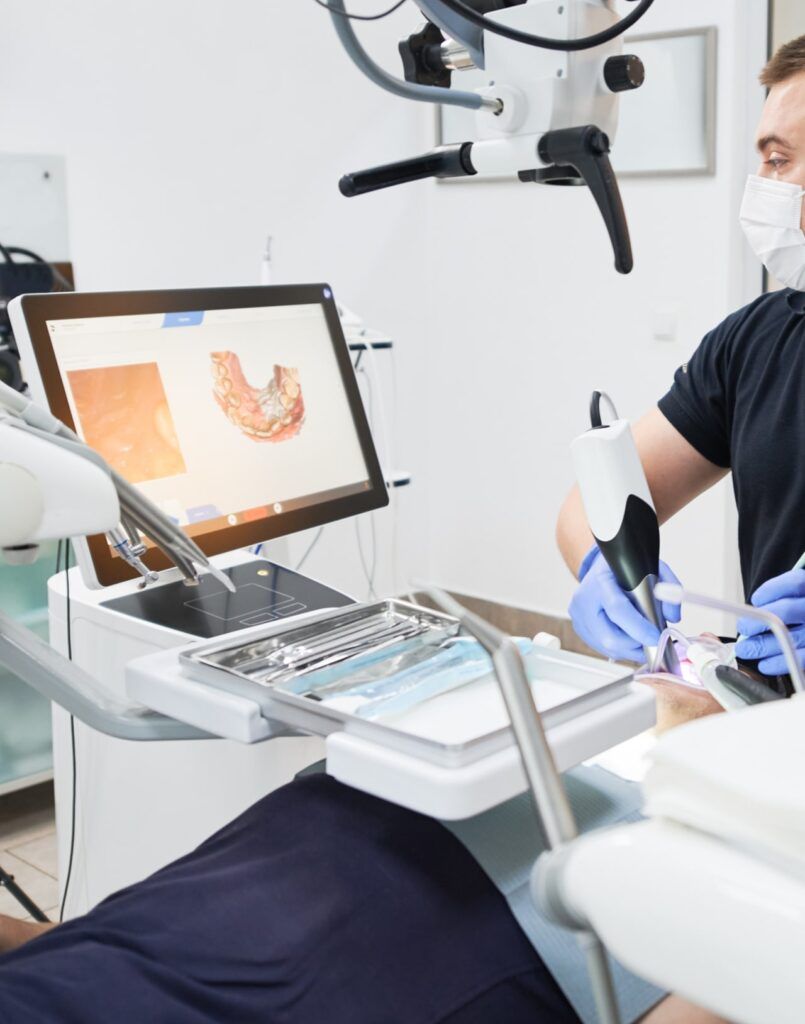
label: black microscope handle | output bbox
[538,125,633,274]
[339,143,475,196]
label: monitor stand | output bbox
[100,559,353,638]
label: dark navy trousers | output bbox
[0,774,578,1023]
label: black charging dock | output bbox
[101,560,353,639]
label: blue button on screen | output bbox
[163,311,204,328]
[186,504,221,523]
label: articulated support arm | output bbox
[0,608,209,742]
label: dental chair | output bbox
[428,587,805,1024]
[538,694,805,1024]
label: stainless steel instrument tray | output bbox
[180,600,635,768]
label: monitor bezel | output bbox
[16,284,389,587]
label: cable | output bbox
[355,518,377,599]
[312,0,408,20]
[431,0,655,51]
[589,390,619,428]
[389,345,401,596]
[59,540,77,923]
[369,508,378,596]
[295,527,325,571]
[355,361,378,600]
[328,0,485,110]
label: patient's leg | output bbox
[640,994,730,1023]
[0,775,578,1024]
[0,915,55,954]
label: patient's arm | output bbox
[0,913,57,954]
[641,994,730,1023]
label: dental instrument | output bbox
[684,638,750,712]
[188,603,445,690]
[571,392,681,675]
[654,582,805,694]
[714,665,784,705]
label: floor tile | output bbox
[0,852,59,919]
[9,830,58,880]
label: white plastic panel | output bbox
[326,686,654,819]
[127,644,656,820]
[571,419,654,542]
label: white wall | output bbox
[0,0,768,632]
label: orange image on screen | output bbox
[210,351,305,442]
[67,363,187,484]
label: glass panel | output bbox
[0,543,60,788]
[0,672,53,788]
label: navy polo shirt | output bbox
[658,288,805,599]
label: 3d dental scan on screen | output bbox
[1,1,805,1023]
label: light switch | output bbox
[652,305,678,342]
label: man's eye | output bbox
[767,157,788,170]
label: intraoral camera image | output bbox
[67,361,187,484]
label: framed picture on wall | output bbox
[435,26,718,181]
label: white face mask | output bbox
[739,173,805,289]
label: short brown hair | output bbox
[761,35,805,87]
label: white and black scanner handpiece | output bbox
[571,392,680,674]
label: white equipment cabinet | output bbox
[48,549,326,916]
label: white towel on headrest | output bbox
[643,694,805,870]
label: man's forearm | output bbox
[556,484,595,578]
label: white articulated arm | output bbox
[0,417,119,548]
[0,404,208,741]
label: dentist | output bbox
[558,34,805,689]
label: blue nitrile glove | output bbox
[735,568,805,675]
[569,547,682,663]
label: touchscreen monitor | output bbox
[12,285,387,586]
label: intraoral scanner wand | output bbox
[571,393,680,675]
